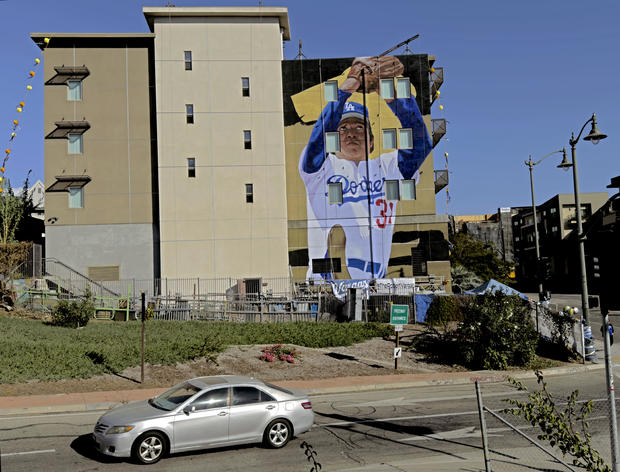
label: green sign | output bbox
[390,304,409,325]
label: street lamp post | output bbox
[557,113,607,324]
[557,113,616,470]
[524,149,566,300]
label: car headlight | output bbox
[105,425,135,435]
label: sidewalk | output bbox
[0,363,603,416]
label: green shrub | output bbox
[50,292,95,328]
[456,292,537,370]
[425,295,467,327]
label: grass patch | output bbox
[0,316,392,383]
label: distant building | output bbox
[13,179,45,219]
[512,192,608,292]
[454,208,522,262]
[583,178,620,310]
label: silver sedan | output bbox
[92,375,314,464]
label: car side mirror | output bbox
[183,405,196,415]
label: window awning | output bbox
[45,66,90,85]
[46,175,91,192]
[45,121,90,139]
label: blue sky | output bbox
[1,0,618,215]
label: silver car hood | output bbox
[98,400,173,425]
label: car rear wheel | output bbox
[132,431,166,465]
[263,419,292,448]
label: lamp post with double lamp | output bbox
[557,113,617,470]
[524,148,567,300]
[556,113,607,324]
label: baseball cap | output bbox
[339,101,368,124]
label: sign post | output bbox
[390,303,409,370]
[141,292,145,384]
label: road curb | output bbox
[307,363,606,395]
[0,363,604,416]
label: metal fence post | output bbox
[475,381,492,472]
[580,320,585,365]
[602,309,620,472]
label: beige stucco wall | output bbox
[152,15,289,279]
[42,44,153,226]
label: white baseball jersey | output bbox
[299,89,431,280]
[300,149,420,279]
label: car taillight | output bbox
[301,401,312,410]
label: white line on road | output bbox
[1,449,56,457]
[338,389,528,408]
[318,410,610,429]
[318,410,478,427]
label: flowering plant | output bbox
[260,344,300,363]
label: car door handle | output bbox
[266,405,276,410]
[218,411,228,416]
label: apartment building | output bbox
[32,6,449,285]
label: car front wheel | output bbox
[263,419,292,448]
[132,431,166,465]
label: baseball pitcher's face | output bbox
[337,118,373,163]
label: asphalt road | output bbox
[1,370,618,472]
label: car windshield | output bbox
[150,382,201,411]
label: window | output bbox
[232,387,274,406]
[382,129,396,150]
[396,78,411,98]
[399,128,413,149]
[401,180,416,200]
[328,182,343,204]
[325,132,340,153]
[380,79,394,99]
[187,158,196,178]
[550,208,557,214]
[324,81,338,102]
[184,51,192,70]
[552,226,558,232]
[244,130,252,149]
[68,187,83,208]
[68,133,83,154]
[67,80,82,101]
[241,77,250,97]
[245,183,253,203]
[190,388,229,411]
[186,104,194,124]
[385,180,400,201]
[312,258,342,274]
[515,236,520,242]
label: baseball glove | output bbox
[347,56,405,93]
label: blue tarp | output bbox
[466,279,529,300]
[414,294,434,322]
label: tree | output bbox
[450,232,513,285]
[0,172,35,279]
[450,263,483,293]
[457,292,537,370]
[0,177,25,244]
[504,371,610,472]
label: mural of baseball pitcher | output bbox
[292,55,432,280]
